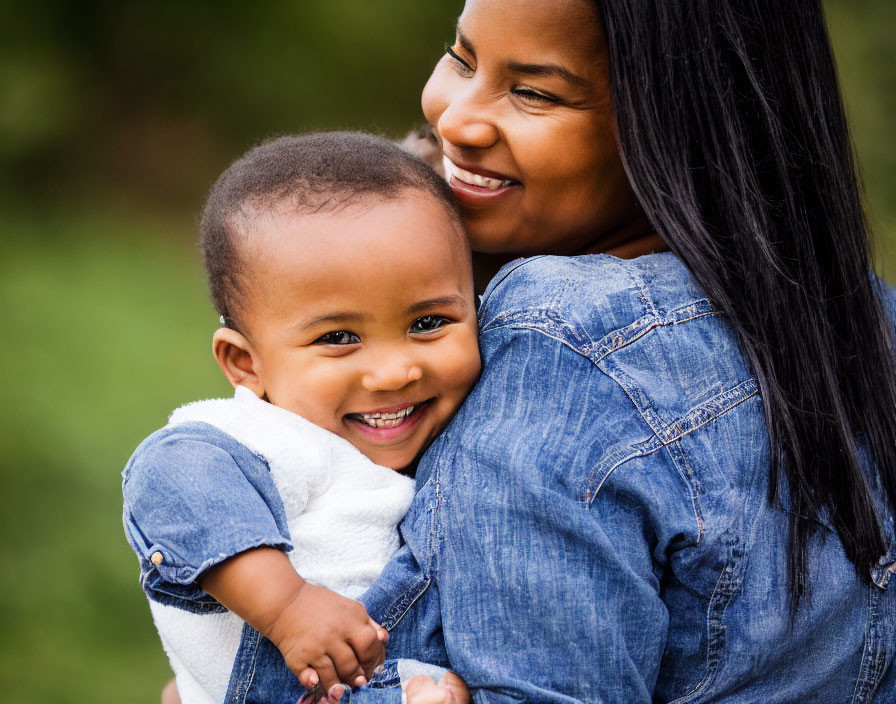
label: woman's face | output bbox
[422,0,645,256]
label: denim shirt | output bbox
[126,252,896,703]
[364,253,896,703]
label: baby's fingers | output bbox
[370,617,389,644]
[329,641,368,687]
[348,621,386,677]
[439,672,471,704]
[297,667,320,690]
[306,656,344,703]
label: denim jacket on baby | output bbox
[121,385,442,704]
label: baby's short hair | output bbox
[200,131,460,330]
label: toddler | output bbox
[122,133,480,704]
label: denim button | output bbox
[150,551,164,566]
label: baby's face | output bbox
[238,193,481,470]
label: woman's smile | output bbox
[443,155,520,204]
[422,0,650,257]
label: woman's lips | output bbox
[443,156,520,203]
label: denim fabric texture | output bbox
[124,252,896,702]
[122,395,419,703]
[362,253,896,703]
[122,422,293,611]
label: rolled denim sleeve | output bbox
[122,421,292,605]
[421,321,698,703]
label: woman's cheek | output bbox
[421,62,451,126]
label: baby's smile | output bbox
[348,400,429,429]
[345,399,433,447]
[223,193,481,471]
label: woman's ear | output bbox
[212,327,265,398]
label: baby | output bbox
[122,132,480,703]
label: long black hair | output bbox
[596,0,896,604]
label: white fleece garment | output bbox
[149,385,416,704]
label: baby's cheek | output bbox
[445,334,482,397]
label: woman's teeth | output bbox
[443,157,514,190]
[357,404,417,428]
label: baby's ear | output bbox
[212,327,265,397]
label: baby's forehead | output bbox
[236,191,471,318]
[239,190,467,262]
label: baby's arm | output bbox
[200,547,387,696]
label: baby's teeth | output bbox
[357,404,417,428]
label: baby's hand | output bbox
[264,582,385,696]
[404,672,471,704]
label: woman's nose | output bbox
[361,358,423,392]
[433,85,500,150]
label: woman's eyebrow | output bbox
[505,60,590,88]
[456,26,476,56]
[456,27,589,88]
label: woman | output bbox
[366,0,896,701]
[192,0,896,701]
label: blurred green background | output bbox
[0,1,892,702]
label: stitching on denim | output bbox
[480,299,717,367]
[482,309,591,351]
[142,584,226,614]
[667,532,745,704]
[583,434,663,505]
[634,262,660,320]
[664,440,706,546]
[379,576,432,631]
[850,585,886,703]
[583,379,757,509]
[226,623,261,704]
[656,380,759,445]
[587,302,717,365]
[432,475,443,571]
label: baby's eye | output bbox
[410,315,449,334]
[314,331,360,345]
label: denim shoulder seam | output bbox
[587,300,717,365]
[480,298,717,364]
[655,379,759,445]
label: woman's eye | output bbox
[314,331,360,345]
[445,44,474,78]
[512,88,560,105]
[411,315,449,334]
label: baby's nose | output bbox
[361,362,422,392]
